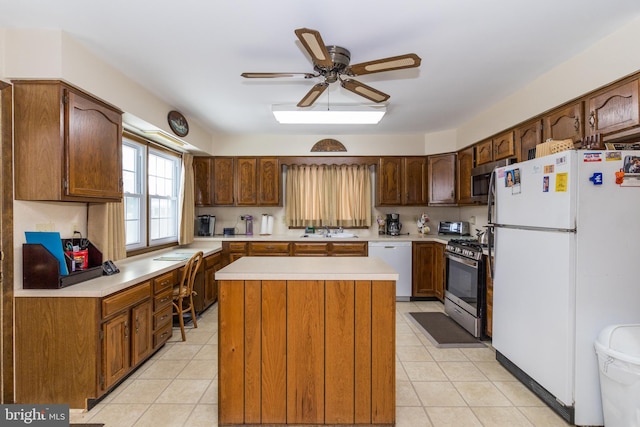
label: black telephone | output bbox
[102,260,120,275]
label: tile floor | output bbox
[70,300,574,427]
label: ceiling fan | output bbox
[241,28,421,107]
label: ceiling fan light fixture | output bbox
[272,104,386,125]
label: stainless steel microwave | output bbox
[470,158,517,203]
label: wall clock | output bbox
[167,110,189,137]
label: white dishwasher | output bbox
[368,241,412,301]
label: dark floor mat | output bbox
[407,312,485,348]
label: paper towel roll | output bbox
[267,215,274,235]
[261,214,268,235]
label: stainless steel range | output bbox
[444,239,486,338]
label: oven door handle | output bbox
[445,253,479,269]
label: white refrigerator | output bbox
[489,150,640,426]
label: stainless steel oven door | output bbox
[445,252,479,316]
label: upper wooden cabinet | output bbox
[377,157,427,206]
[428,153,456,206]
[543,101,584,143]
[213,157,235,205]
[195,157,281,206]
[475,131,516,166]
[516,119,543,162]
[456,146,474,205]
[13,80,123,202]
[586,78,640,138]
[237,157,281,206]
[492,130,516,161]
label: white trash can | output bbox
[594,324,640,427]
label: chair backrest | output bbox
[177,251,204,296]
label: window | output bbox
[123,135,181,251]
[285,164,372,228]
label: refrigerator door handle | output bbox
[492,223,577,233]
[487,168,496,277]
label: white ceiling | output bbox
[2,0,640,136]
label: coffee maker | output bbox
[196,215,215,236]
[386,213,402,236]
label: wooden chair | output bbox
[172,251,204,341]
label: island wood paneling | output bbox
[371,280,396,424]
[244,280,261,423]
[325,280,355,424]
[261,280,287,423]
[218,278,395,426]
[218,280,245,424]
[287,280,325,424]
[354,280,373,423]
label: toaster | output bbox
[438,221,471,236]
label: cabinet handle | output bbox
[159,314,168,322]
[135,315,140,334]
[159,297,169,304]
[124,321,129,338]
[589,111,596,129]
[574,117,580,132]
[160,331,169,339]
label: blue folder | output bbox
[25,231,69,275]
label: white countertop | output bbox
[195,233,463,245]
[15,241,223,298]
[216,256,399,281]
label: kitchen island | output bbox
[216,256,398,426]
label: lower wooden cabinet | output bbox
[292,242,368,256]
[412,242,445,299]
[485,257,493,337]
[203,252,223,308]
[15,271,179,409]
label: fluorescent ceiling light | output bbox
[272,104,386,124]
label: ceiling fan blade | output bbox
[241,72,316,79]
[297,83,328,107]
[340,79,390,103]
[348,53,421,76]
[294,28,333,68]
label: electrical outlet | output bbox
[469,216,476,225]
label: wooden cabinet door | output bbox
[403,157,427,205]
[236,157,258,205]
[131,300,153,366]
[587,78,640,137]
[193,157,213,206]
[259,157,281,205]
[543,101,584,143]
[475,139,493,165]
[66,89,123,200]
[377,157,402,205]
[428,153,456,205]
[412,242,437,297]
[433,243,445,301]
[485,258,493,337]
[516,119,543,161]
[213,157,235,205]
[492,130,515,161]
[457,147,474,205]
[102,311,131,390]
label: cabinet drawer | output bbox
[154,322,172,348]
[331,242,368,256]
[154,304,173,330]
[102,282,151,319]
[153,270,176,294]
[249,242,290,255]
[227,242,247,252]
[154,287,173,311]
[292,242,329,256]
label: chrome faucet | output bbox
[324,226,331,236]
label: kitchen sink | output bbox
[301,232,358,238]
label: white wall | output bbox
[456,15,640,148]
[211,133,428,156]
